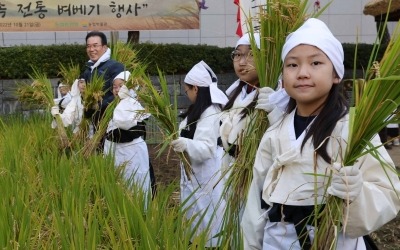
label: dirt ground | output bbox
[148,144,400,250]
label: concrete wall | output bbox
[0,0,397,48]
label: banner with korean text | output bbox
[0,0,199,31]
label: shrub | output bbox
[0,43,386,79]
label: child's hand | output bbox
[170,138,188,153]
[118,85,130,99]
[328,163,363,202]
[255,87,276,112]
[220,119,232,149]
[51,106,60,117]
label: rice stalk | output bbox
[313,13,400,250]
[0,113,206,248]
[16,67,69,149]
[110,41,139,72]
[81,99,118,158]
[57,60,81,87]
[136,67,193,180]
[82,72,105,112]
[70,117,91,147]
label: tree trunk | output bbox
[127,31,140,44]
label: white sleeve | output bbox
[112,99,144,130]
[59,97,79,127]
[345,134,400,237]
[267,107,284,126]
[241,131,274,249]
[185,107,219,163]
[59,94,72,109]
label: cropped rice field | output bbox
[0,113,212,249]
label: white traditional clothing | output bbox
[242,17,400,250]
[241,111,400,249]
[176,61,227,247]
[179,104,226,247]
[54,92,72,110]
[51,79,84,133]
[103,87,151,195]
[220,80,257,183]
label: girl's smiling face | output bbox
[282,44,340,116]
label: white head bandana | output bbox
[235,32,260,49]
[226,32,261,94]
[114,71,131,82]
[282,18,344,79]
[184,61,228,105]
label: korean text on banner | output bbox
[0,0,199,31]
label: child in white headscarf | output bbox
[54,81,72,112]
[242,18,400,250]
[170,60,228,247]
[51,78,86,134]
[219,32,289,209]
[103,71,152,197]
[219,33,261,186]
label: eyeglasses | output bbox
[86,44,103,50]
[230,50,254,62]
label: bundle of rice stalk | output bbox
[16,67,69,149]
[57,60,81,87]
[81,98,118,158]
[313,17,400,250]
[124,62,148,91]
[136,68,193,180]
[110,41,139,72]
[71,117,91,148]
[220,1,319,248]
[82,72,105,112]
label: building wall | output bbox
[0,0,396,48]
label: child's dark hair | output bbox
[85,31,107,45]
[179,85,213,138]
[222,80,257,120]
[286,83,349,163]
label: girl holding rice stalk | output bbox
[242,18,400,250]
[53,80,72,112]
[170,61,228,247]
[51,78,86,134]
[103,71,152,197]
[220,32,287,208]
[220,33,261,187]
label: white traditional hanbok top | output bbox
[242,111,400,249]
[179,104,226,247]
[219,80,257,180]
[104,89,151,195]
[52,80,84,133]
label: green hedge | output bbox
[0,42,386,79]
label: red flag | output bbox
[234,0,242,37]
